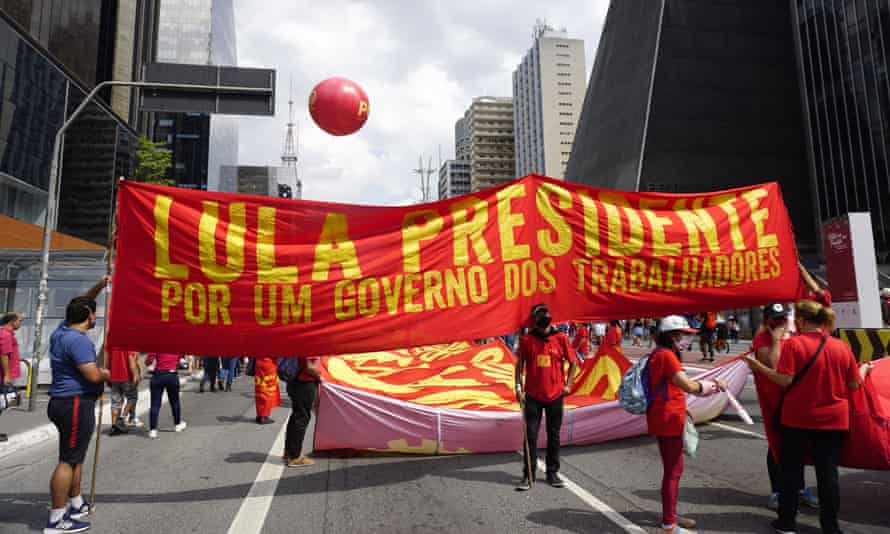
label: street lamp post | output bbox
[27,79,273,411]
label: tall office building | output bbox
[513,24,586,179]
[455,117,470,160]
[566,1,818,253]
[153,0,238,191]
[438,159,471,200]
[220,165,300,198]
[460,97,515,192]
[792,1,890,260]
[0,1,141,244]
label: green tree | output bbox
[134,136,174,186]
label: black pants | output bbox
[778,426,844,533]
[522,395,564,479]
[150,371,181,430]
[699,330,714,358]
[285,380,317,458]
[768,449,804,494]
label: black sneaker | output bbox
[771,519,796,534]
[109,424,128,436]
[0,433,7,442]
[515,477,532,491]
[546,473,566,488]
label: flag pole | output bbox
[89,177,122,512]
[519,397,534,488]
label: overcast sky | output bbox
[234,0,609,205]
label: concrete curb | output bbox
[0,375,191,461]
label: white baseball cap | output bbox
[658,315,698,333]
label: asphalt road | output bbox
[1,370,888,534]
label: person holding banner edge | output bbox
[745,300,872,534]
[45,283,110,534]
[514,303,578,491]
[646,315,725,534]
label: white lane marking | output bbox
[707,421,766,440]
[0,376,188,462]
[534,458,646,534]
[226,422,287,534]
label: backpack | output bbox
[618,349,668,415]
[277,357,301,383]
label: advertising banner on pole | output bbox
[823,213,881,328]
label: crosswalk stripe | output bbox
[227,423,288,534]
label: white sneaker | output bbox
[174,421,187,432]
[148,429,158,439]
[127,417,144,428]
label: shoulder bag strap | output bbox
[775,335,828,425]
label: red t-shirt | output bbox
[646,348,687,437]
[0,328,21,381]
[573,326,590,354]
[519,331,576,402]
[109,350,136,382]
[146,352,180,372]
[777,332,860,430]
[751,331,783,425]
[297,357,321,382]
[605,326,622,347]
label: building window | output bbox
[556,53,570,58]
[558,102,572,107]
[555,43,569,48]
[559,112,573,116]
[557,72,571,77]
[558,81,571,86]
[558,91,571,96]
[559,122,572,126]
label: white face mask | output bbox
[673,334,693,352]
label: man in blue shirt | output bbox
[45,287,110,534]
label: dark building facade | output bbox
[792,1,890,261]
[151,0,238,192]
[0,4,139,244]
[567,0,819,253]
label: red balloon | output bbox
[308,77,370,136]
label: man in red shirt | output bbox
[1,312,23,443]
[515,304,578,490]
[107,349,142,435]
[572,322,590,363]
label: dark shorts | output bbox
[47,396,96,465]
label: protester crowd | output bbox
[0,260,884,534]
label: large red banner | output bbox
[108,175,805,356]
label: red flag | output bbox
[570,342,632,400]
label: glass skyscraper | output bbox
[0,3,137,243]
[792,1,890,260]
[153,0,238,192]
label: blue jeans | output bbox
[220,358,237,385]
[150,371,181,430]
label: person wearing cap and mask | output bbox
[751,303,819,511]
[514,303,578,491]
[647,315,725,534]
[746,300,871,534]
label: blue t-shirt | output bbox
[49,323,100,397]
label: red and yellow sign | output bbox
[108,175,804,356]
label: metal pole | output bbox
[27,79,274,411]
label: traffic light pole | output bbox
[27,79,272,411]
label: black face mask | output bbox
[535,316,552,329]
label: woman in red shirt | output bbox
[647,315,724,534]
[746,300,871,534]
[145,353,186,439]
[747,303,818,510]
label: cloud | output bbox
[234,0,609,205]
